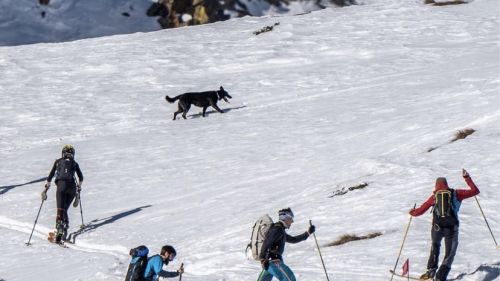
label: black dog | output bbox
[165,86,232,120]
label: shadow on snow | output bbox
[67,205,152,243]
[0,177,46,195]
[451,262,500,281]
[189,105,247,119]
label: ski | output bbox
[389,270,430,281]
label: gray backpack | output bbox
[247,214,273,260]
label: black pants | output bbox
[55,180,77,226]
[427,223,459,280]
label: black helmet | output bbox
[160,245,177,264]
[62,144,75,158]
[160,245,176,257]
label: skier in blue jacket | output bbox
[143,245,184,280]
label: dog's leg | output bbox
[209,100,224,114]
[173,103,183,120]
[182,103,191,119]
[202,106,208,117]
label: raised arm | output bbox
[456,169,480,201]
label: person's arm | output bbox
[157,270,180,278]
[456,170,479,201]
[74,162,83,191]
[285,231,309,243]
[75,162,83,182]
[409,195,434,217]
[46,160,58,183]
[150,256,164,279]
[259,226,280,260]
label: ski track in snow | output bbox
[0,216,126,258]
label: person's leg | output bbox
[267,261,296,281]
[257,269,273,281]
[60,181,76,240]
[61,182,76,226]
[55,181,69,242]
[55,181,66,226]
[276,263,296,281]
[422,224,444,278]
[436,227,459,281]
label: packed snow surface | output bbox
[0,0,499,280]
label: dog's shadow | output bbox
[190,105,247,119]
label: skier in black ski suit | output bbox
[42,144,83,242]
[257,208,315,281]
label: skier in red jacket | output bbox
[409,169,479,281]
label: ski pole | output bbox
[78,191,85,228]
[75,178,85,228]
[179,263,184,281]
[474,196,498,248]
[390,203,416,281]
[26,198,45,246]
[310,220,330,281]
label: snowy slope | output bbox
[0,0,499,280]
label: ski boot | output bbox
[62,223,69,242]
[55,221,67,244]
[434,265,451,281]
[419,268,436,280]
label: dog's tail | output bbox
[165,95,180,103]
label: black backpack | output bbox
[56,159,76,181]
[433,189,460,227]
[125,245,149,281]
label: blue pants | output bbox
[257,261,296,281]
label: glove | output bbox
[41,189,48,201]
[409,209,417,216]
[261,259,270,271]
[462,169,470,178]
[308,224,316,235]
[44,181,51,188]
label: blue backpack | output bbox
[125,245,149,281]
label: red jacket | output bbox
[409,175,479,217]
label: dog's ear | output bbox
[220,86,224,91]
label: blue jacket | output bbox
[143,255,179,280]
